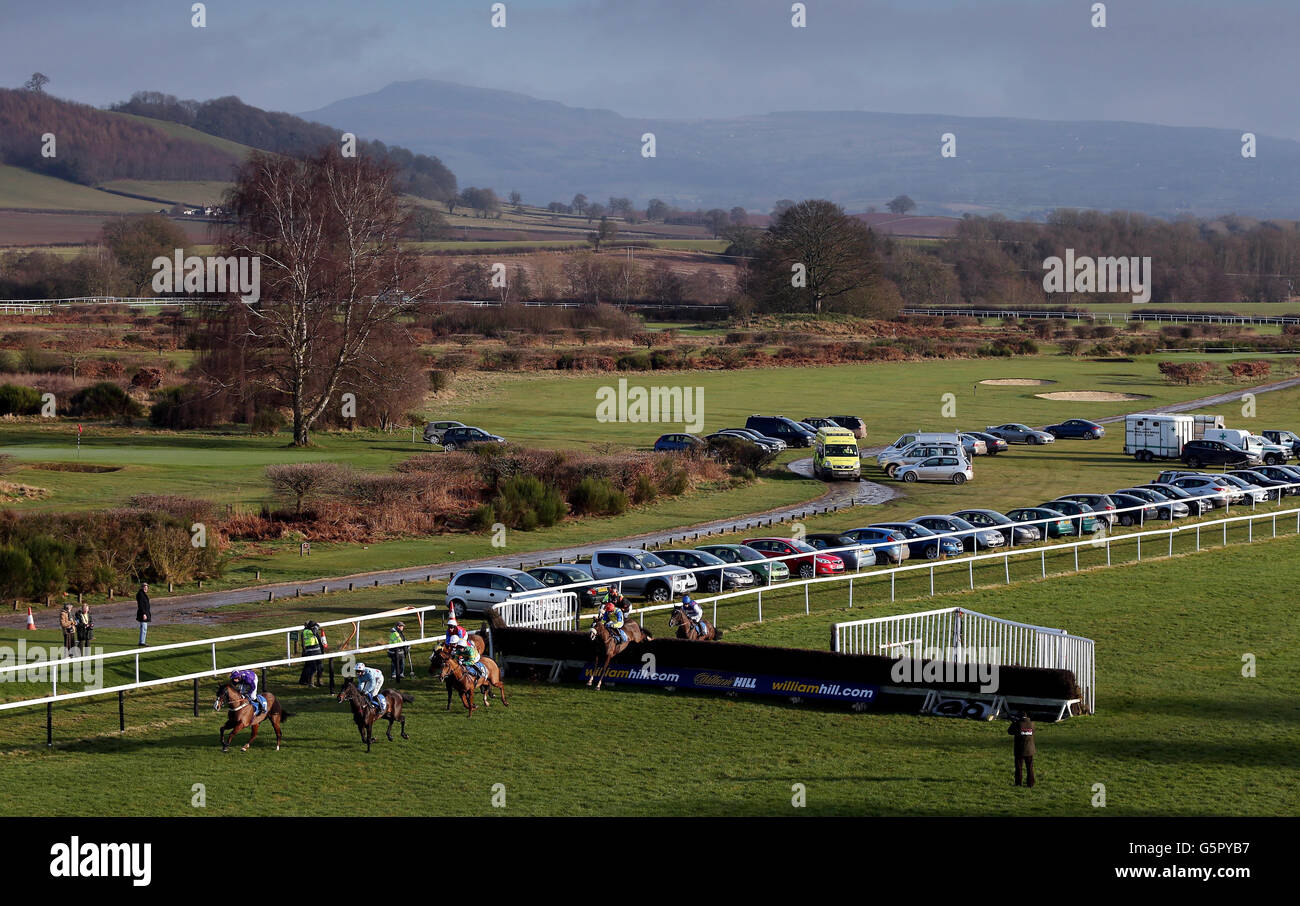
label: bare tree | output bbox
[221,148,441,446]
[266,462,345,514]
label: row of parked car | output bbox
[655,414,867,455]
[443,459,1300,618]
[423,420,506,450]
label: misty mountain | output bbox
[300,80,1299,220]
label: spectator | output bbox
[1008,711,1037,788]
[59,604,76,653]
[75,603,94,653]
[135,583,152,646]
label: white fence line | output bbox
[831,607,1096,713]
[491,593,579,630]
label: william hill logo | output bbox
[696,672,756,689]
[50,837,151,886]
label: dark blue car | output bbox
[653,433,703,452]
[869,522,964,560]
[1044,419,1105,439]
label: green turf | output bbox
[0,165,161,213]
[0,529,1294,816]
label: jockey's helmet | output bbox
[604,602,615,612]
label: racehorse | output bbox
[442,631,486,656]
[213,682,289,753]
[668,605,722,641]
[588,616,653,690]
[435,652,508,717]
[428,647,465,711]
[336,678,413,752]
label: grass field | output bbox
[0,530,1295,816]
[0,165,161,214]
[98,180,233,207]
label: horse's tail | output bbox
[400,692,414,703]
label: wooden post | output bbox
[193,678,199,716]
[118,690,125,732]
[46,702,53,747]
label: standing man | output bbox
[1008,711,1037,787]
[135,583,151,647]
[387,621,408,680]
[299,620,326,686]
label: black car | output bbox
[803,533,877,570]
[1106,492,1159,526]
[1114,487,1190,520]
[441,426,506,450]
[951,508,1040,544]
[1180,440,1255,468]
[1140,483,1214,516]
[527,565,609,608]
[1228,470,1290,500]
[1252,465,1300,494]
[963,431,1009,455]
[745,415,816,448]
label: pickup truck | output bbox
[570,548,696,602]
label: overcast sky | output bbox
[3,0,1297,138]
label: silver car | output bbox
[897,455,973,484]
[985,423,1055,445]
[445,567,552,618]
[423,420,466,444]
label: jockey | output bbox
[601,601,627,645]
[452,637,484,679]
[682,595,707,637]
[354,661,386,713]
[229,668,262,714]
[445,616,468,649]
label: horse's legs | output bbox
[497,678,509,707]
[270,712,282,751]
[385,712,395,741]
[445,682,453,711]
[242,719,260,752]
[399,713,409,740]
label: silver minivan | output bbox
[445,567,552,618]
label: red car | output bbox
[742,537,845,580]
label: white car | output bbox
[897,455,973,484]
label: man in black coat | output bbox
[135,583,152,647]
[1008,712,1036,787]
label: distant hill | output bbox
[300,79,1300,219]
[111,92,458,204]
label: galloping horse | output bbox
[668,605,723,641]
[588,616,653,690]
[435,653,508,717]
[337,678,412,752]
[428,648,465,711]
[213,683,289,752]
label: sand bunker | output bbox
[1035,391,1152,402]
[979,378,1057,386]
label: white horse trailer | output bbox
[1125,413,1193,461]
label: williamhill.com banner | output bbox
[582,664,878,704]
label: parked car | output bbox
[423,420,466,444]
[1054,493,1119,526]
[445,567,553,618]
[812,427,862,481]
[1114,487,1190,520]
[828,415,868,438]
[1179,439,1257,469]
[718,428,786,452]
[879,432,963,463]
[801,417,840,431]
[1105,493,1160,526]
[839,527,911,564]
[951,508,1041,544]
[657,549,757,593]
[897,456,972,484]
[963,431,1010,455]
[803,533,878,571]
[441,426,506,450]
[696,543,791,585]
[878,442,966,478]
[1251,465,1300,493]
[1215,473,1269,503]
[743,537,845,579]
[570,548,696,602]
[745,415,816,448]
[959,433,988,457]
[527,565,611,610]
[910,514,1005,552]
[653,433,704,452]
[1141,482,1214,516]
[1167,476,1234,508]
[1005,507,1076,538]
[1044,418,1106,439]
[1042,499,1104,534]
[985,423,1055,445]
[867,522,964,560]
[1228,469,1291,500]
